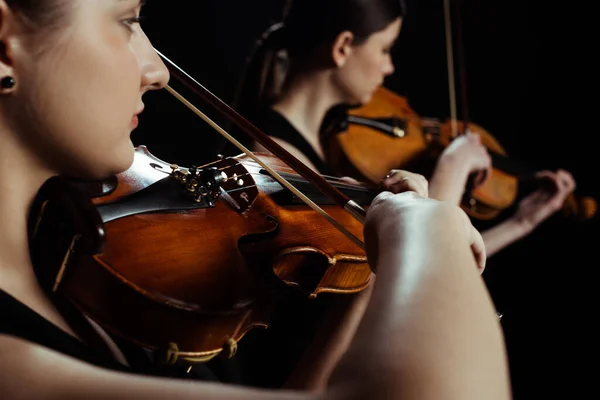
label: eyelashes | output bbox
[122,16,144,33]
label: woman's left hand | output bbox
[513,169,576,233]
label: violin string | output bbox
[199,159,222,168]
[220,170,374,194]
[212,162,371,192]
[163,85,365,250]
[221,159,369,190]
[223,185,258,195]
[226,162,373,193]
[223,178,372,197]
[229,159,345,182]
[223,173,252,184]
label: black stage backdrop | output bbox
[132,1,599,397]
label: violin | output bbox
[324,0,596,221]
[28,51,377,366]
[322,86,597,221]
[29,146,375,364]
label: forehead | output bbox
[372,18,402,42]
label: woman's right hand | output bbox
[439,132,492,189]
[365,191,486,273]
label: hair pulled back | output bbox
[232,0,406,124]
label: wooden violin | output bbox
[28,46,383,366]
[29,146,376,364]
[322,86,597,221]
[323,0,595,221]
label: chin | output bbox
[110,142,136,175]
[90,142,135,180]
[360,92,373,105]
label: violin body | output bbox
[324,86,595,220]
[326,87,429,184]
[29,146,372,365]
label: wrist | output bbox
[504,216,534,238]
[429,157,472,203]
[435,154,472,181]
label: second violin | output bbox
[322,86,596,221]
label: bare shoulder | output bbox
[252,138,319,173]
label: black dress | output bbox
[0,289,241,382]
[252,108,334,176]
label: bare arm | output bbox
[482,169,576,258]
[331,192,510,400]
[284,284,374,392]
[482,218,530,257]
[428,156,472,204]
[285,170,431,391]
[0,335,312,400]
[428,153,528,258]
[0,192,510,399]
[428,133,492,205]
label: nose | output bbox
[383,55,395,77]
[137,30,170,93]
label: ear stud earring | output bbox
[1,76,15,89]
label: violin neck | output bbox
[269,171,377,207]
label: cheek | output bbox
[363,53,386,81]
[22,33,140,178]
[351,57,383,98]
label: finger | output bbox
[472,170,487,188]
[534,170,558,187]
[472,161,492,188]
[369,190,425,214]
[466,131,481,142]
[556,170,576,193]
[534,170,561,193]
[338,176,361,185]
[382,171,429,197]
[386,177,428,197]
[370,190,395,208]
[534,170,554,179]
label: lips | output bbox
[131,104,144,129]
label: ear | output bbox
[0,1,18,82]
[331,31,354,68]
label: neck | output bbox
[0,123,136,362]
[0,125,54,299]
[273,69,345,159]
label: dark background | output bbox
[134,1,598,397]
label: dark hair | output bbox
[5,0,69,34]
[231,0,406,124]
[284,0,406,61]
